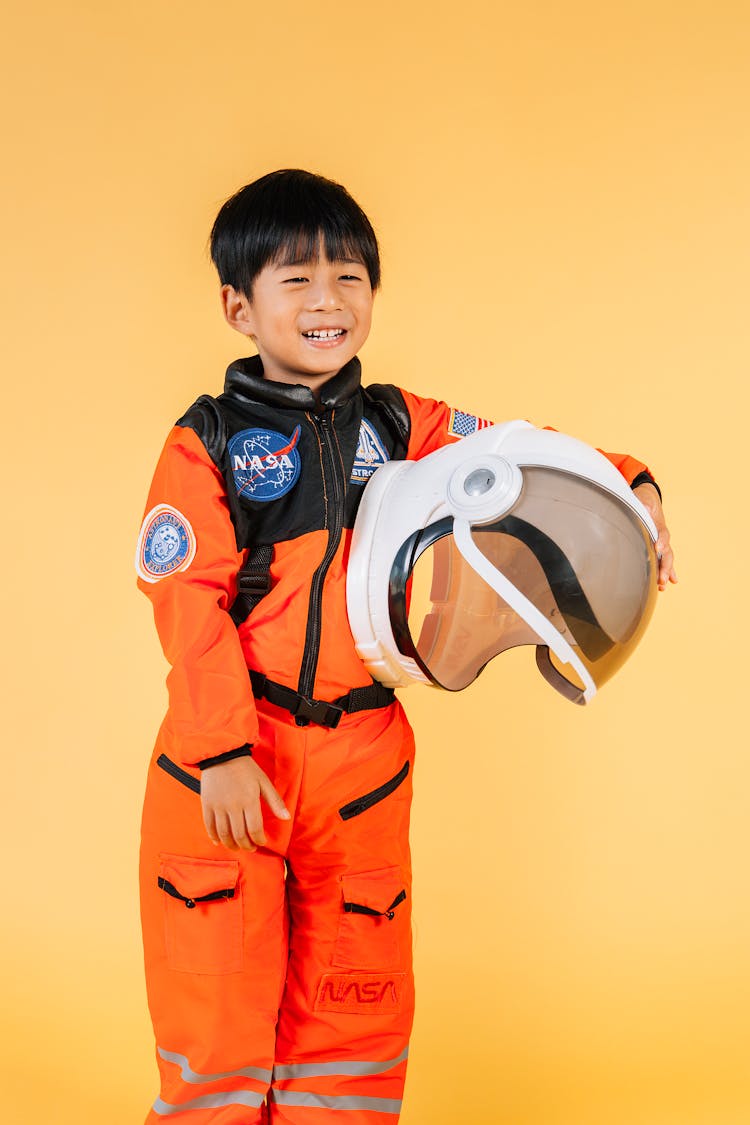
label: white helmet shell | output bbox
[346,421,659,704]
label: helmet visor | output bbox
[390,468,658,700]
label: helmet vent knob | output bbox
[464,468,496,496]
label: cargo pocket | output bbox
[158,854,242,974]
[333,867,407,971]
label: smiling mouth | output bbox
[301,328,348,348]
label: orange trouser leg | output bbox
[139,706,299,1124]
[268,703,416,1123]
[140,701,415,1123]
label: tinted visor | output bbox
[389,467,658,700]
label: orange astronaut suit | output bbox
[137,355,655,1123]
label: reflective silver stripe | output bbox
[158,1047,272,1085]
[270,1089,401,1114]
[273,1046,408,1081]
[153,1090,265,1115]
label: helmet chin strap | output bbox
[451,518,597,703]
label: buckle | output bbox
[292,695,344,729]
[238,572,272,594]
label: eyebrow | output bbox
[273,256,365,270]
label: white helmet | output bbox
[346,421,658,705]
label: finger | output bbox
[229,808,256,852]
[259,776,291,821]
[243,804,267,848]
[244,814,266,846]
[214,811,238,850]
[202,806,221,847]
[657,548,675,590]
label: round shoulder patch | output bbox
[228,425,302,502]
[136,504,197,583]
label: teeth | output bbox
[304,329,345,339]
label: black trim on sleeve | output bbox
[198,744,253,770]
[630,472,662,501]
[177,395,228,464]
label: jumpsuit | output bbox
[137,355,655,1123]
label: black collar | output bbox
[224,355,362,411]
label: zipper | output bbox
[297,411,345,706]
[157,753,201,795]
[338,761,410,821]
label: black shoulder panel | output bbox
[362,384,411,459]
[177,395,227,465]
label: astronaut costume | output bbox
[137,354,657,1123]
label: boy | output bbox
[137,169,675,1124]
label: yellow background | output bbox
[2,2,747,1122]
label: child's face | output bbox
[222,247,375,388]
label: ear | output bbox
[220,284,256,337]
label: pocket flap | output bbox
[340,866,404,914]
[159,854,240,900]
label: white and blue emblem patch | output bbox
[136,504,196,584]
[351,419,389,484]
[228,425,302,502]
[447,408,492,438]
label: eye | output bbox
[339,273,364,282]
[282,276,308,285]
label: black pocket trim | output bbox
[343,889,407,920]
[338,761,410,821]
[158,876,235,909]
[157,753,201,795]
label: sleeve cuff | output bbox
[630,471,662,502]
[198,744,253,770]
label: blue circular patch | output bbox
[228,425,302,502]
[137,505,196,582]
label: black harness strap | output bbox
[249,670,395,729]
[230,545,274,626]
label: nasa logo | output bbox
[136,504,196,583]
[314,972,405,1014]
[351,419,388,484]
[228,425,302,502]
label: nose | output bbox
[305,277,342,312]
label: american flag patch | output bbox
[448,408,492,438]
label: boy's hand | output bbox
[632,482,678,592]
[200,756,290,850]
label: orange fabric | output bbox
[140,700,415,1124]
[137,425,257,764]
[239,531,375,702]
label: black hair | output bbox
[210,169,381,297]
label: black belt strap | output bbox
[249,670,395,729]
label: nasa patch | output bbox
[351,419,389,484]
[136,504,196,583]
[228,425,302,502]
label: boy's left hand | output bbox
[632,482,678,592]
